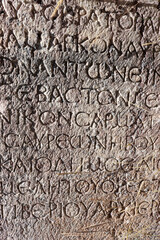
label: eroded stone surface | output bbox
[0,0,160,239]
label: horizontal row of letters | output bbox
[1,132,158,150]
[1,56,160,84]
[0,178,160,196]
[0,153,159,174]
[1,5,160,34]
[14,84,160,106]
[0,199,159,219]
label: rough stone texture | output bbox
[0,0,160,239]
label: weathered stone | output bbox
[0,0,160,239]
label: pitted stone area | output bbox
[0,0,160,239]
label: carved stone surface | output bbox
[0,0,160,239]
